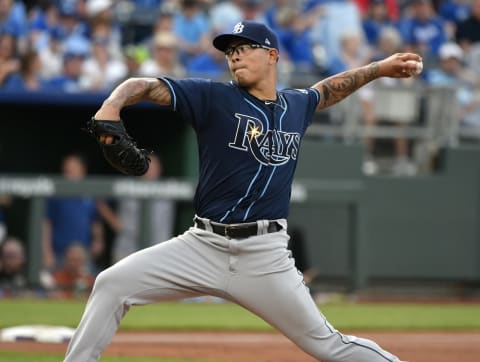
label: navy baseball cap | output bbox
[213,21,279,52]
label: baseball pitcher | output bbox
[66,21,421,362]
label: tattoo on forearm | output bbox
[316,62,379,109]
[105,78,171,109]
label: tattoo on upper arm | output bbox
[106,78,172,109]
[315,62,379,110]
[147,79,172,105]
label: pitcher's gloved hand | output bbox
[84,117,150,176]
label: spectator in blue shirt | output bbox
[403,0,447,64]
[186,43,229,78]
[48,35,89,92]
[438,0,470,41]
[439,0,470,25]
[56,1,89,42]
[173,0,210,64]
[265,0,290,31]
[28,1,63,53]
[362,0,395,46]
[0,0,27,38]
[48,54,85,92]
[274,5,317,72]
[2,49,51,92]
[42,154,104,272]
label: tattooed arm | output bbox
[312,53,422,111]
[95,78,171,120]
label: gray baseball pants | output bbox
[64,217,400,362]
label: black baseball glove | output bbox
[84,117,151,176]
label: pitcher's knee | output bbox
[92,266,124,296]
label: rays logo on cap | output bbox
[265,38,271,45]
[232,22,244,34]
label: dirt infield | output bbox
[1,330,479,362]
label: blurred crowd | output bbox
[0,152,175,299]
[1,1,480,151]
[0,0,478,92]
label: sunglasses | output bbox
[224,43,272,58]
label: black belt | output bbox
[194,217,282,239]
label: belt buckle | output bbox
[224,223,243,239]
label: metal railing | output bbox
[0,176,369,291]
[305,84,473,173]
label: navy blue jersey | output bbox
[160,77,319,223]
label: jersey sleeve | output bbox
[305,87,320,128]
[158,77,212,130]
[282,87,320,131]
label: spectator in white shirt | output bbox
[80,36,127,91]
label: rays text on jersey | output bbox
[228,113,300,166]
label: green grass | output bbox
[0,351,224,362]
[1,299,480,331]
[319,303,480,330]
